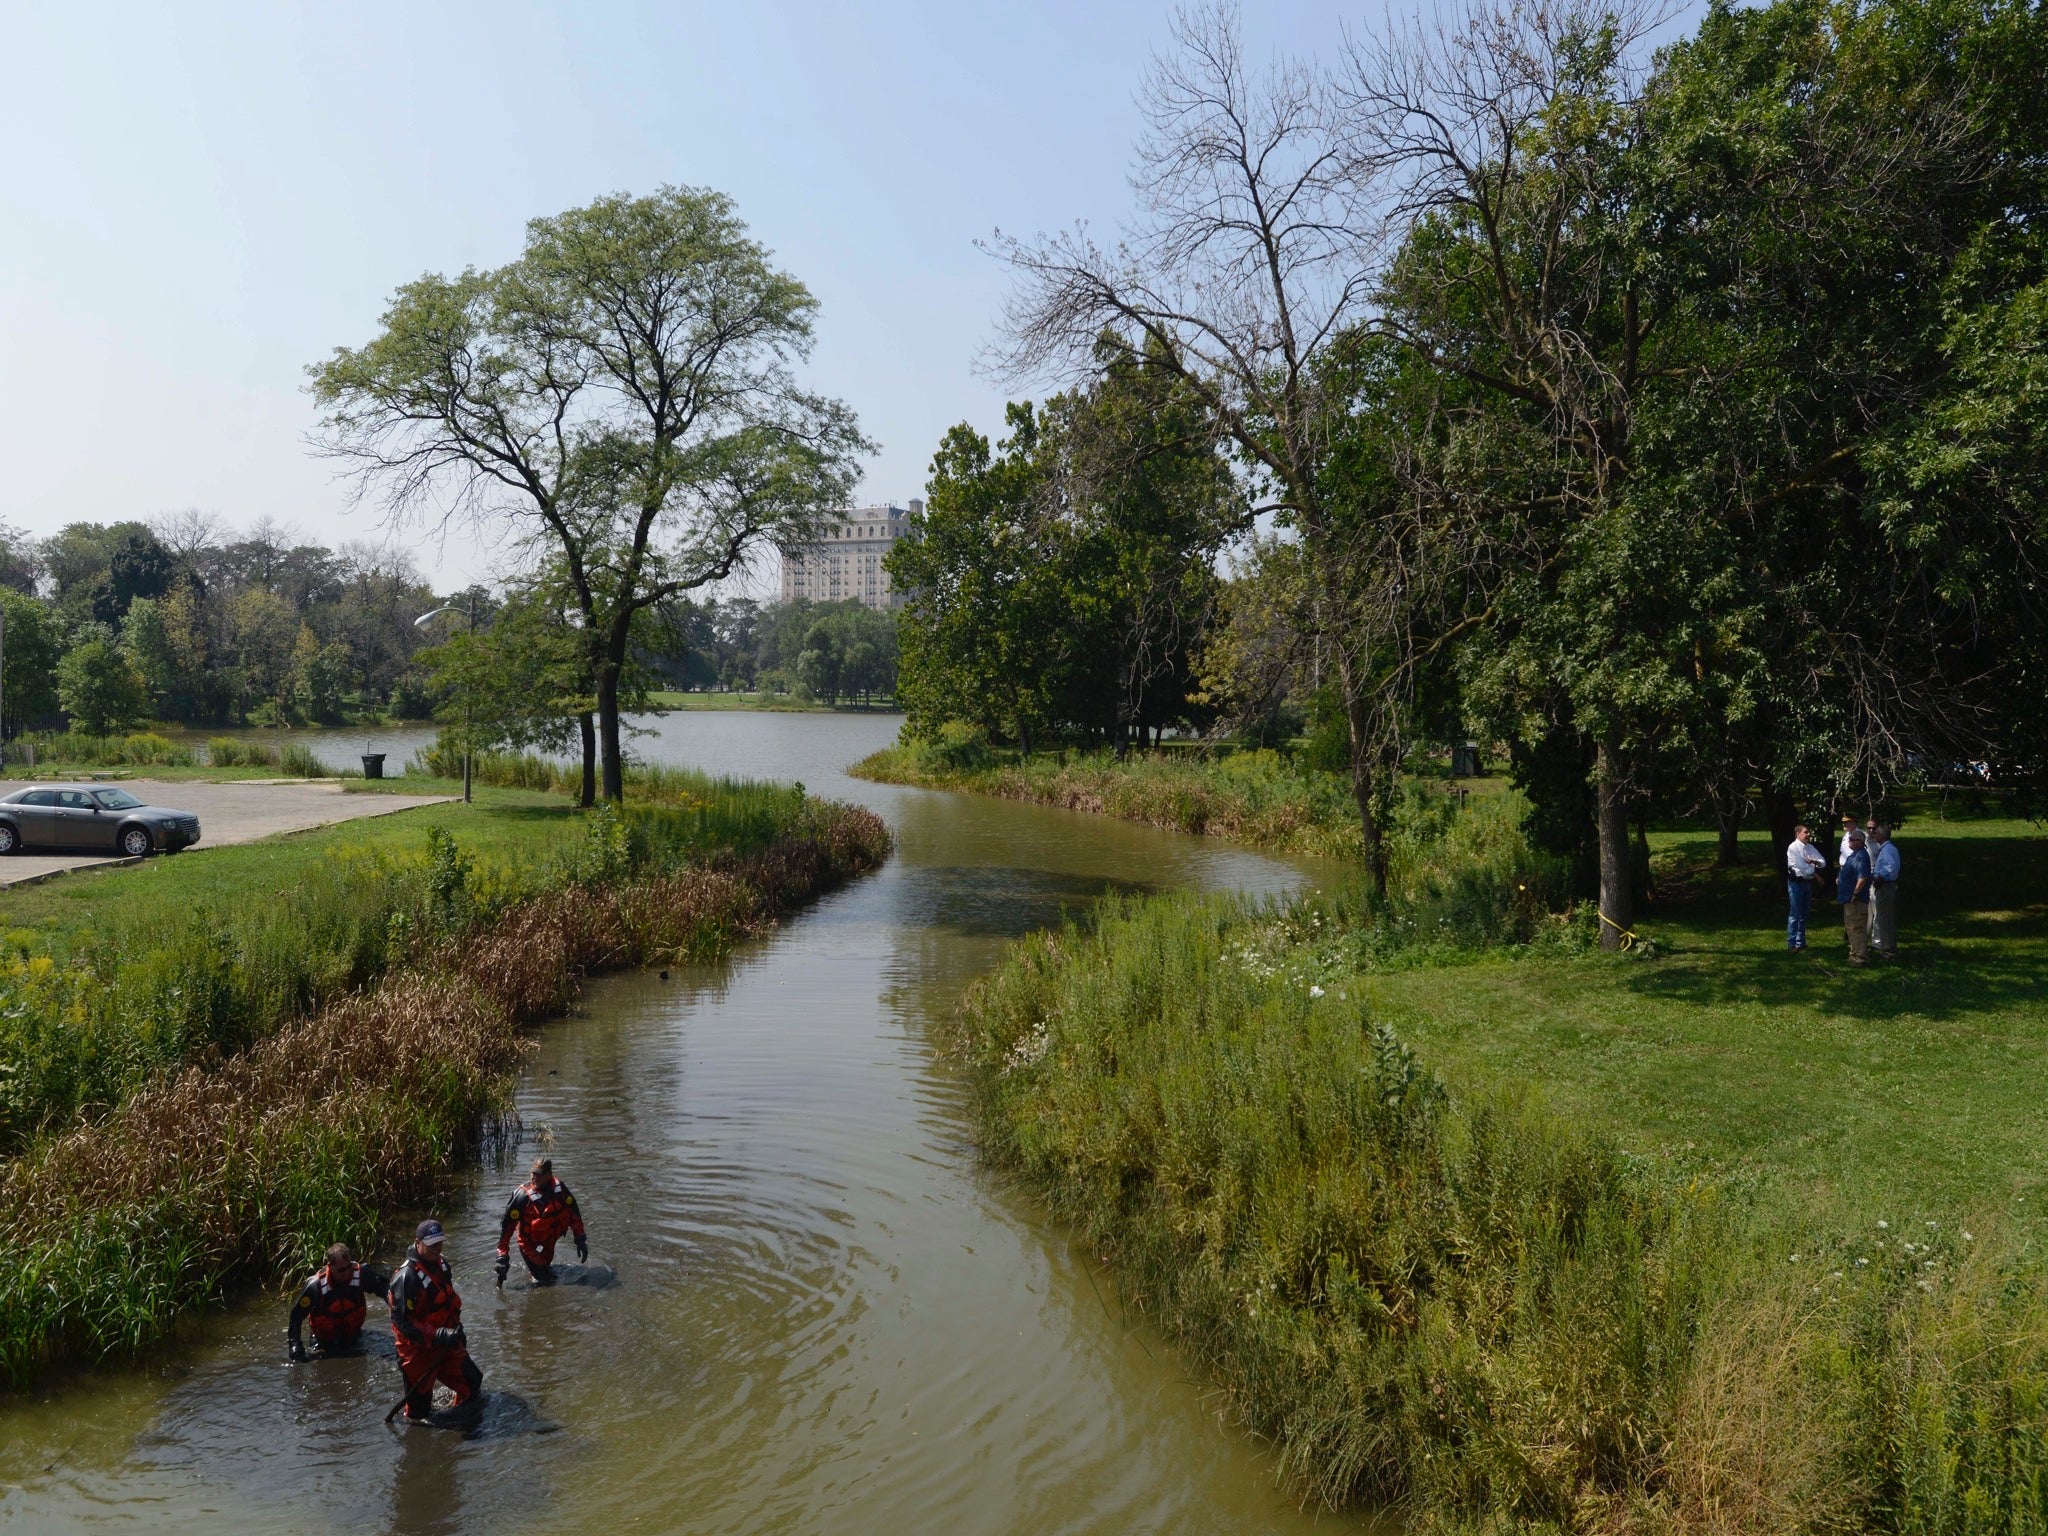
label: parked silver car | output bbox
[0,785,202,858]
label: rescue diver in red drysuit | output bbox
[494,1156,588,1287]
[287,1243,391,1361]
[388,1218,483,1422]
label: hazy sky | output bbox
[2,0,1357,594]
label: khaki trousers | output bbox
[1872,883,1899,954]
[1844,901,1871,964]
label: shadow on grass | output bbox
[1622,939,2048,1022]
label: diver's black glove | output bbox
[574,1235,587,1262]
[433,1326,464,1348]
[288,1337,308,1363]
[494,1252,510,1287]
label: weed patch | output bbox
[951,890,2048,1532]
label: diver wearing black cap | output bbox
[387,1219,483,1422]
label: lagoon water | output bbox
[0,712,1362,1534]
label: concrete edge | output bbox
[0,856,145,890]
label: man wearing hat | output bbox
[1838,829,1874,966]
[387,1218,483,1422]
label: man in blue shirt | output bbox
[1838,830,1873,966]
[1870,825,1902,958]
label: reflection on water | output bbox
[1,712,1359,1534]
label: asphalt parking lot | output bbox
[0,779,455,887]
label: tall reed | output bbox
[17,731,196,768]
[949,890,2048,1533]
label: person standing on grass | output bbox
[287,1243,390,1361]
[1839,829,1874,965]
[1785,824,1828,950]
[389,1219,483,1422]
[1838,813,1859,867]
[494,1157,588,1288]
[1870,824,1903,958]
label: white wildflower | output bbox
[1002,1020,1051,1074]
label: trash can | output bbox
[361,753,386,780]
[1450,743,1481,778]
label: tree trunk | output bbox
[1763,789,1797,871]
[1596,740,1633,950]
[597,668,624,802]
[578,713,596,808]
[1352,769,1386,897]
[1336,652,1389,898]
[1716,806,1741,866]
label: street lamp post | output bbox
[415,589,481,804]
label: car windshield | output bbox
[92,789,143,810]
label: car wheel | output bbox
[0,821,16,855]
[119,826,153,858]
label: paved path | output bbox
[0,779,455,888]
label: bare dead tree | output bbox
[991,2,1428,887]
[1333,0,1671,941]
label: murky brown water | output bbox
[0,713,1363,1534]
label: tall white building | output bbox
[779,502,919,611]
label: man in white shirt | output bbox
[1786,823,1828,951]
[1838,814,1858,866]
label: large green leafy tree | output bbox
[1035,344,1237,751]
[310,186,869,801]
[889,410,1070,748]
[0,591,62,741]
[1346,0,2048,922]
[1608,0,2048,840]
[56,636,149,736]
[892,350,1233,753]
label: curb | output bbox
[0,856,146,890]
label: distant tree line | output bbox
[894,0,2048,941]
[0,506,897,783]
[0,512,442,738]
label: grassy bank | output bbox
[853,738,1370,859]
[947,812,2048,1531]
[0,777,889,1385]
[646,689,897,711]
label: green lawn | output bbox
[0,784,572,958]
[1363,812,2048,1226]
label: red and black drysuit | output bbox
[496,1177,586,1283]
[286,1259,390,1359]
[388,1250,483,1420]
